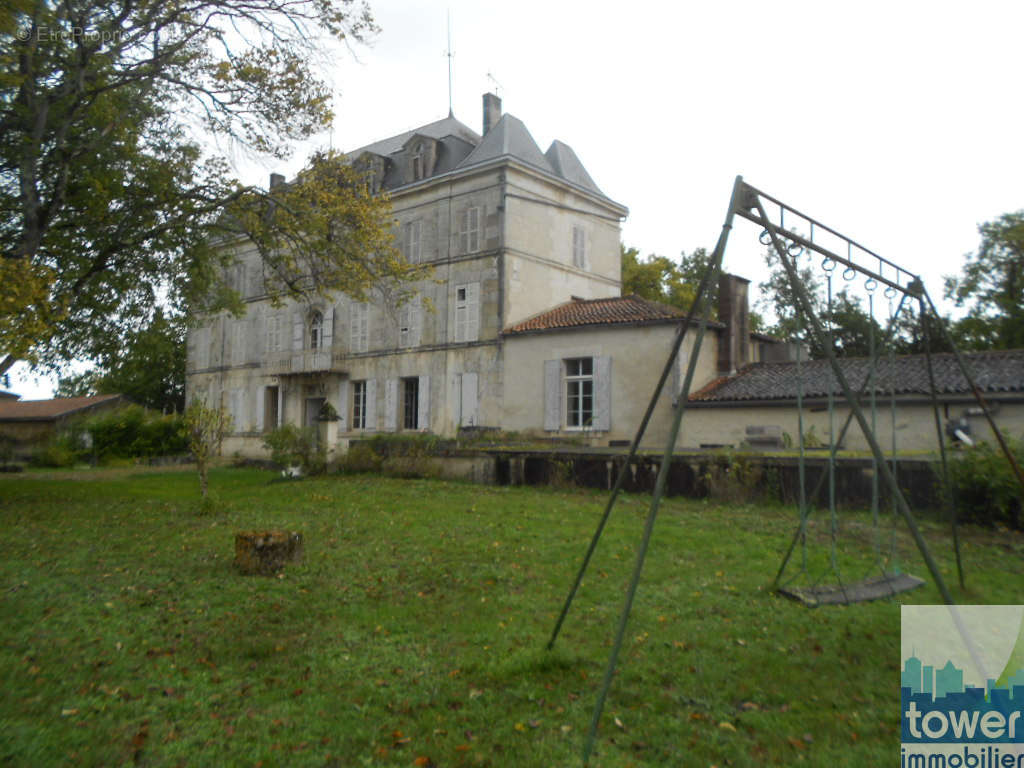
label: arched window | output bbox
[309,310,323,350]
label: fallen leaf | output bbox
[614,716,625,730]
[718,722,736,732]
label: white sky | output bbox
[10,0,1023,399]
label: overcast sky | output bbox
[10,0,1023,398]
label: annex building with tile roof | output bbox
[681,350,1024,452]
[185,94,786,455]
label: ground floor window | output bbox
[565,357,594,428]
[402,377,419,429]
[352,380,367,429]
[264,386,279,432]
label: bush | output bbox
[948,434,1023,529]
[262,424,325,476]
[77,405,187,462]
[29,442,77,468]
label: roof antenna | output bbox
[487,71,502,98]
[444,10,454,117]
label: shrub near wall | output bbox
[948,434,1024,529]
[29,405,188,466]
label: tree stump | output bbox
[234,530,304,575]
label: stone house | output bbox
[185,94,775,457]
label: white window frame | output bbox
[460,206,481,253]
[572,225,586,269]
[352,380,367,429]
[404,220,422,263]
[453,283,479,343]
[309,310,323,350]
[350,302,369,353]
[565,357,594,429]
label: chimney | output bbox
[269,172,285,189]
[717,273,751,376]
[482,92,502,136]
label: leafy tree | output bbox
[56,309,186,412]
[621,246,715,314]
[1,0,415,380]
[944,212,1024,350]
[756,248,883,357]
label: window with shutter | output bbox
[403,220,422,263]
[352,380,367,429]
[572,225,586,269]
[454,283,479,343]
[565,358,594,428]
[459,207,481,253]
[350,303,369,353]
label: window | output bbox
[350,303,369,353]
[572,225,586,269]
[565,357,594,428]
[352,381,367,429]
[459,206,481,253]
[309,310,323,350]
[266,314,282,353]
[411,147,423,181]
[398,297,420,348]
[264,386,279,432]
[402,377,419,429]
[231,320,246,365]
[454,283,480,343]
[403,220,422,263]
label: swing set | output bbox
[545,176,1024,765]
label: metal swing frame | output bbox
[546,176,1024,765]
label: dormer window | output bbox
[309,310,323,350]
[411,147,424,181]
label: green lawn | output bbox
[0,467,1019,767]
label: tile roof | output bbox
[689,350,1024,402]
[503,295,695,335]
[0,393,124,421]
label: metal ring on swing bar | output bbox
[843,267,856,281]
[759,229,772,246]
[787,240,804,257]
[821,257,836,273]
[884,285,898,299]
[864,278,877,293]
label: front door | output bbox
[304,397,325,428]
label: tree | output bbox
[756,248,882,357]
[944,212,1024,350]
[621,246,710,313]
[1,0,412,379]
[56,309,186,412]
[184,400,230,499]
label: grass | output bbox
[0,466,1020,767]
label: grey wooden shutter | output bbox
[321,306,334,350]
[460,372,478,427]
[337,379,349,431]
[365,379,377,430]
[594,356,612,431]
[466,283,480,341]
[255,385,265,433]
[543,360,561,431]
[292,311,303,350]
[417,375,430,431]
[384,378,398,431]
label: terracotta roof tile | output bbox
[689,350,1024,402]
[0,394,124,421]
[503,295,692,335]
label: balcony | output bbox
[265,349,334,375]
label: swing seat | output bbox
[778,573,925,606]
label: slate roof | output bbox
[503,295,703,335]
[346,115,481,159]
[689,350,1024,403]
[0,393,124,421]
[341,108,620,205]
[545,140,603,196]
